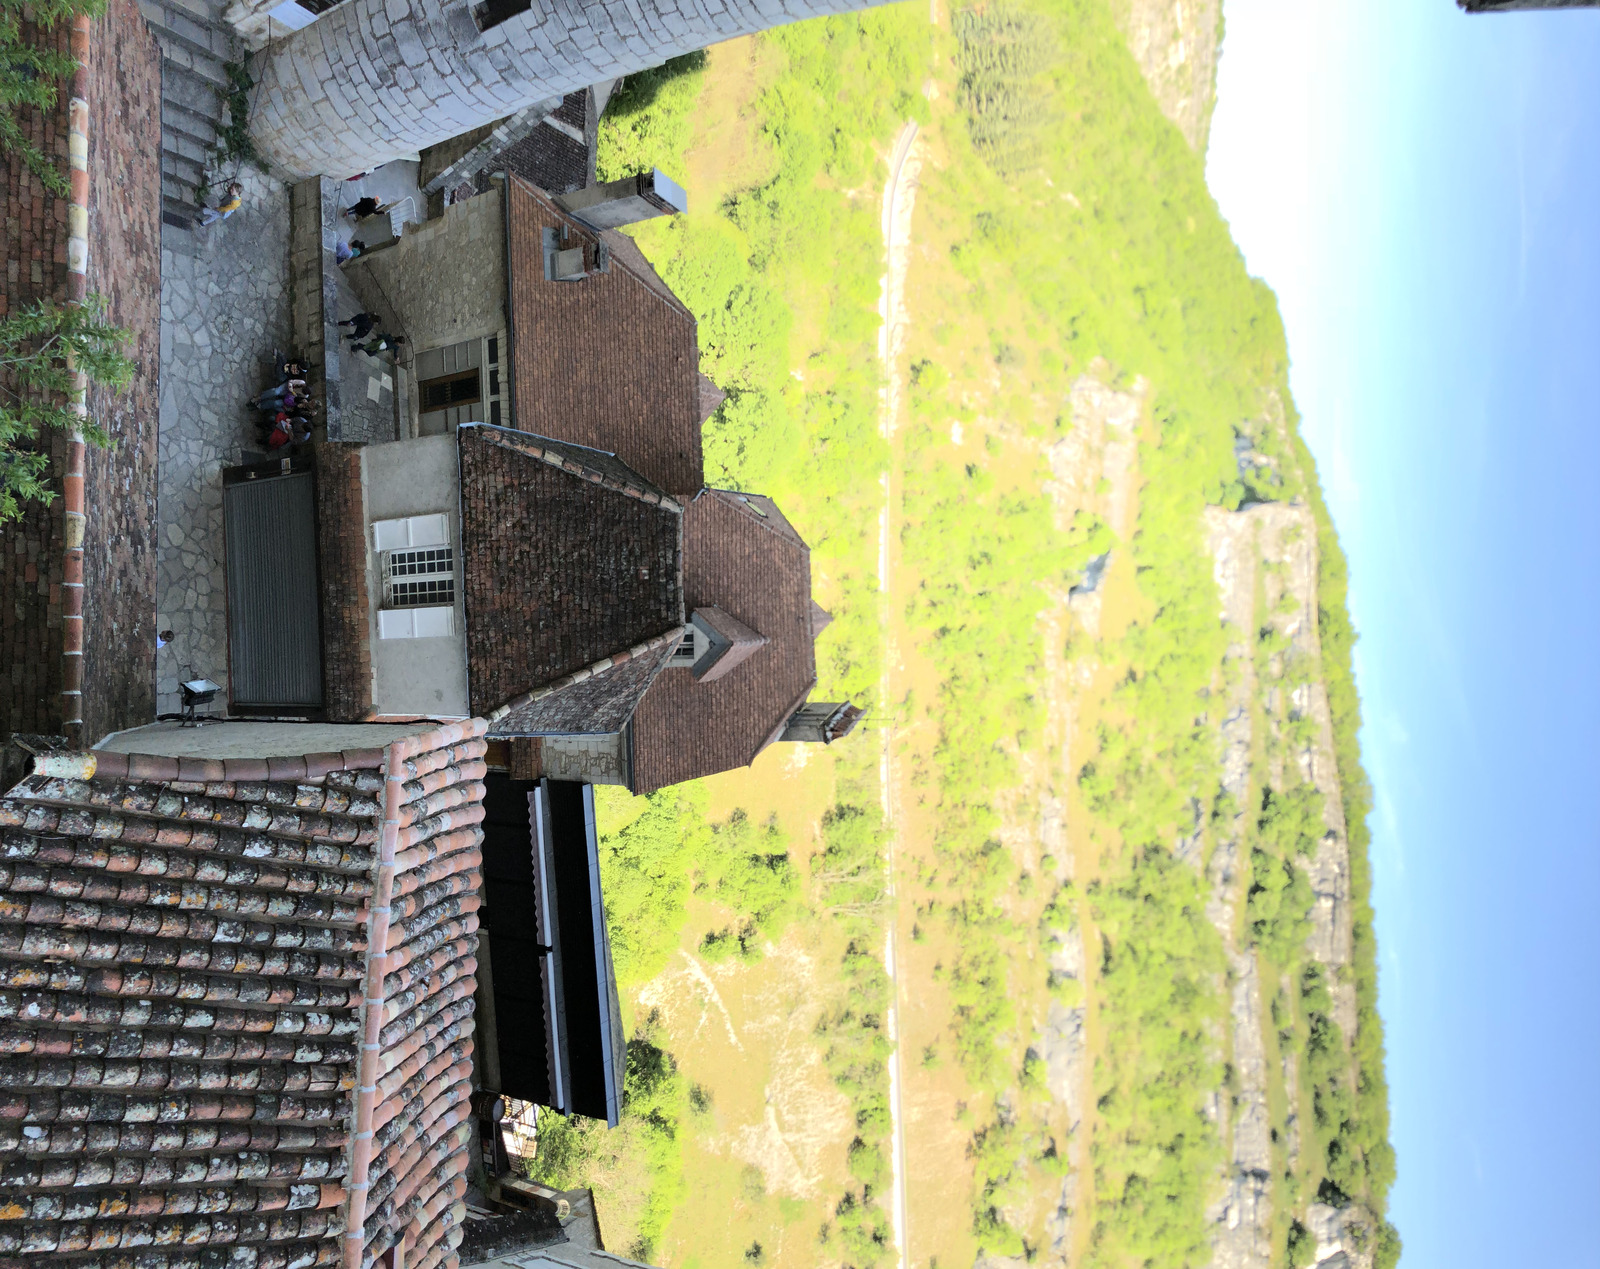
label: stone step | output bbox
[163,172,199,202]
[155,37,232,89]
[162,60,227,120]
[162,126,212,167]
[162,149,207,190]
[148,2,233,59]
[162,92,221,143]
[162,113,218,162]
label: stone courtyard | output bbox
[154,167,293,716]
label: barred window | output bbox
[389,546,454,577]
[391,577,455,608]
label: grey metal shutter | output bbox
[224,472,324,708]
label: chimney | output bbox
[780,702,864,745]
[545,228,610,282]
[556,169,688,231]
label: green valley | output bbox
[531,3,1398,1268]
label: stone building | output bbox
[222,172,860,790]
[238,0,895,179]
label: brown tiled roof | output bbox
[487,633,679,737]
[629,491,817,793]
[314,444,373,722]
[696,372,726,425]
[0,722,488,1269]
[458,426,683,719]
[504,176,703,495]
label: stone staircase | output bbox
[139,0,234,233]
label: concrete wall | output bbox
[362,435,470,718]
[249,0,896,178]
[347,190,506,359]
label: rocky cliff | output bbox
[1112,0,1223,151]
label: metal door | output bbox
[223,469,324,709]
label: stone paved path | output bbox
[155,167,291,716]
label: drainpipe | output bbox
[60,13,92,744]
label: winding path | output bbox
[877,116,920,1269]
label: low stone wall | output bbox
[290,176,346,437]
[313,442,374,722]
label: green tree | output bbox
[0,296,132,522]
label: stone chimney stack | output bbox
[250,0,897,180]
[557,169,687,230]
[781,701,864,744]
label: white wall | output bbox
[362,435,469,718]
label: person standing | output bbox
[355,333,406,358]
[344,196,390,221]
[195,182,243,227]
[339,311,379,341]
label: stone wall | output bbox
[81,0,163,745]
[289,177,346,437]
[346,189,507,357]
[249,0,897,178]
[0,0,160,749]
[313,442,374,722]
[508,733,628,784]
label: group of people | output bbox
[339,311,406,359]
[251,356,314,450]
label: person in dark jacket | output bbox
[339,311,379,341]
[344,196,390,221]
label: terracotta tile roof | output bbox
[0,722,489,1269]
[503,177,703,496]
[458,426,684,720]
[629,491,817,793]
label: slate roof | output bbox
[629,491,818,793]
[457,426,684,720]
[487,637,679,738]
[503,176,703,496]
[0,722,488,1269]
[473,92,589,197]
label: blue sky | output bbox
[1206,2,1600,1265]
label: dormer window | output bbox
[373,514,456,639]
[668,607,769,683]
[671,626,709,666]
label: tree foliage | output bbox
[0,296,131,522]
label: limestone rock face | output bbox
[1113,0,1223,151]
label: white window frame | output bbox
[374,515,457,640]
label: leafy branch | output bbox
[0,0,107,196]
[0,296,133,522]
